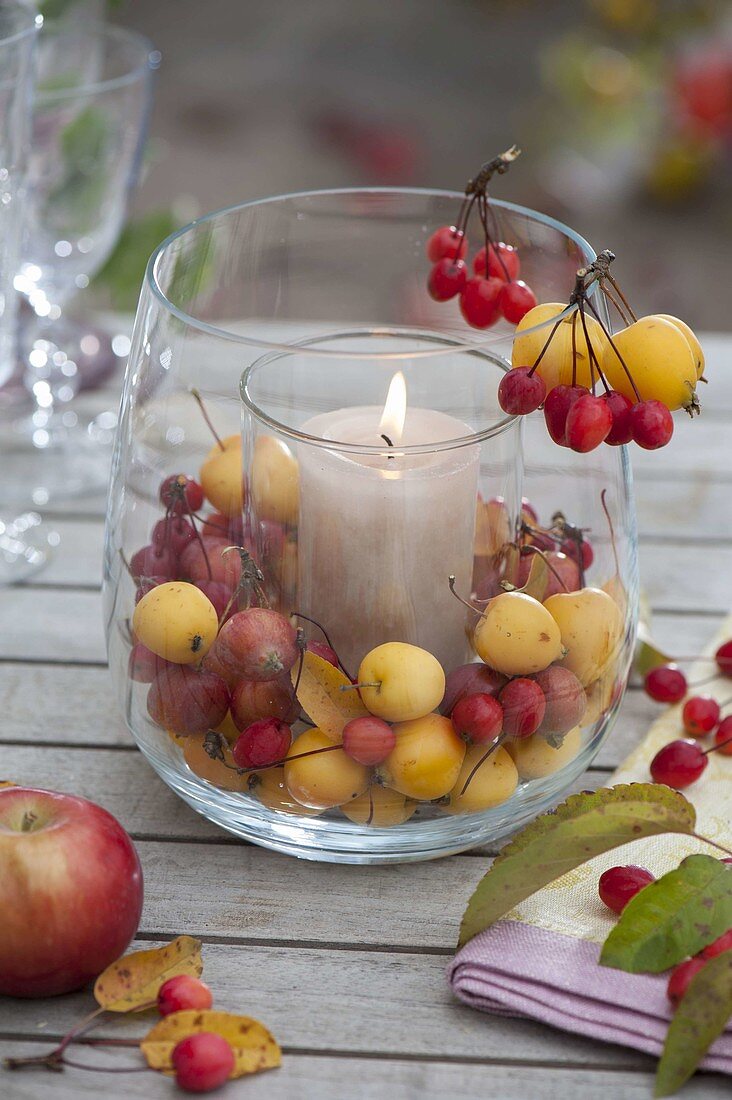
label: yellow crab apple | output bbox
[506,725,583,780]
[358,642,445,723]
[600,316,698,412]
[132,582,218,664]
[544,587,623,687]
[474,591,563,676]
[341,785,417,827]
[251,435,299,526]
[199,434,244,517]
[284,728,369,810]
[378,713,465,800]
[445,744,518,814]
[512,303,609,390]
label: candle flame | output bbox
[379,371,407,445]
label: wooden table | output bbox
[2,336,731,1099]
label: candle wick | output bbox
[380,433,396,460]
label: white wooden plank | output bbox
[0,942,655,1069]
[23,520,105,588]
[0,1044,727,1100]
[0,591,105,663]
[0,665,129,746]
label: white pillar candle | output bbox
[297,373,480,676]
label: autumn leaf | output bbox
[141,1010,281,1078]
[655,949,732,1097]
[94,936,203,1012]
[0,781,17,789]
[292,650,368,741]
[600,854,732,974]
[516,553,548,600]
[458,784,696,948]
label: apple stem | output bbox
[691,831,732,857]
[190,388,225,451]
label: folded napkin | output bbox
[448,618,732,1074]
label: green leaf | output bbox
[94,209,178,311]
[655,949,732,1097]
[458,784,696,948]
[600,855,732,974]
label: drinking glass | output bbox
[2,22,157,507]
[103,189,638,863]
[0,2,54,582]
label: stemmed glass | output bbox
[1,22,158,507]
[0,1,53,582]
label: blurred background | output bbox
[100,0,732,329]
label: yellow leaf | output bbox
[94,935,203,1012]
[292,650,368,742]
[141,1010,281,1078]
[0,781,17,788]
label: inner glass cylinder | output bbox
[242,333,520,674]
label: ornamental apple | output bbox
[0,787,143,997]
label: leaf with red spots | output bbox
[458,784,696,947]
[601,854,732,973]
[292,650,368,741]
[655,949,732,1096]
[141,1009,281,1078]
[94,935,203,1012]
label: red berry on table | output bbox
[160,474,204,516]
[713,716,732,755]
[232,718,292,769]
[560,537,594,571]
[630,400,674,450]
[172,1031,235,1093]
[428,258,467,301]
[499,678,546,739]
[598,865,655,915]
[543,385,588,446]
[451,692,504,744]
[499,280,537,324]
[650,739,708,789]
[682,695,721,737]
[474,241,520,281]
[644,665,688,704]
[497,367,546,415]
[602,390,634,446]
[426,225,468,263]
[701,928,732,959]
[459,276,503,328]
[306,639,339,667]
[716,640,732,677]
[158,975,214,1017]
[667,956,707,1007]
[342,716,396,765]
[565,394,613,452]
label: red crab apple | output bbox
[0,787,143,998]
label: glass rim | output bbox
[36,24,159,101]
[146,187,598,360]
[240,330,518,453]
[0,4,42,49]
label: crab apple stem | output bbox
[290,611,353,681]
[571,310,578,387]
[57,1058,150,1074]
[583,295,642,402]
[448,574,482,616]
[190,388,226,451]
[459,732,508,796]
[528,313,565,377]
[605,273,638,323]
[601,283,633,327]
[691,831,732,857]
[340,682,381,691]
[521,545,571,592]
[293,632,305,696]
[366,788,375,827]
[600,489,621,579]
[465,145,521,196]
[704,735,732,756]
[578,300,610,395]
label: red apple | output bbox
[0,787,143,997]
